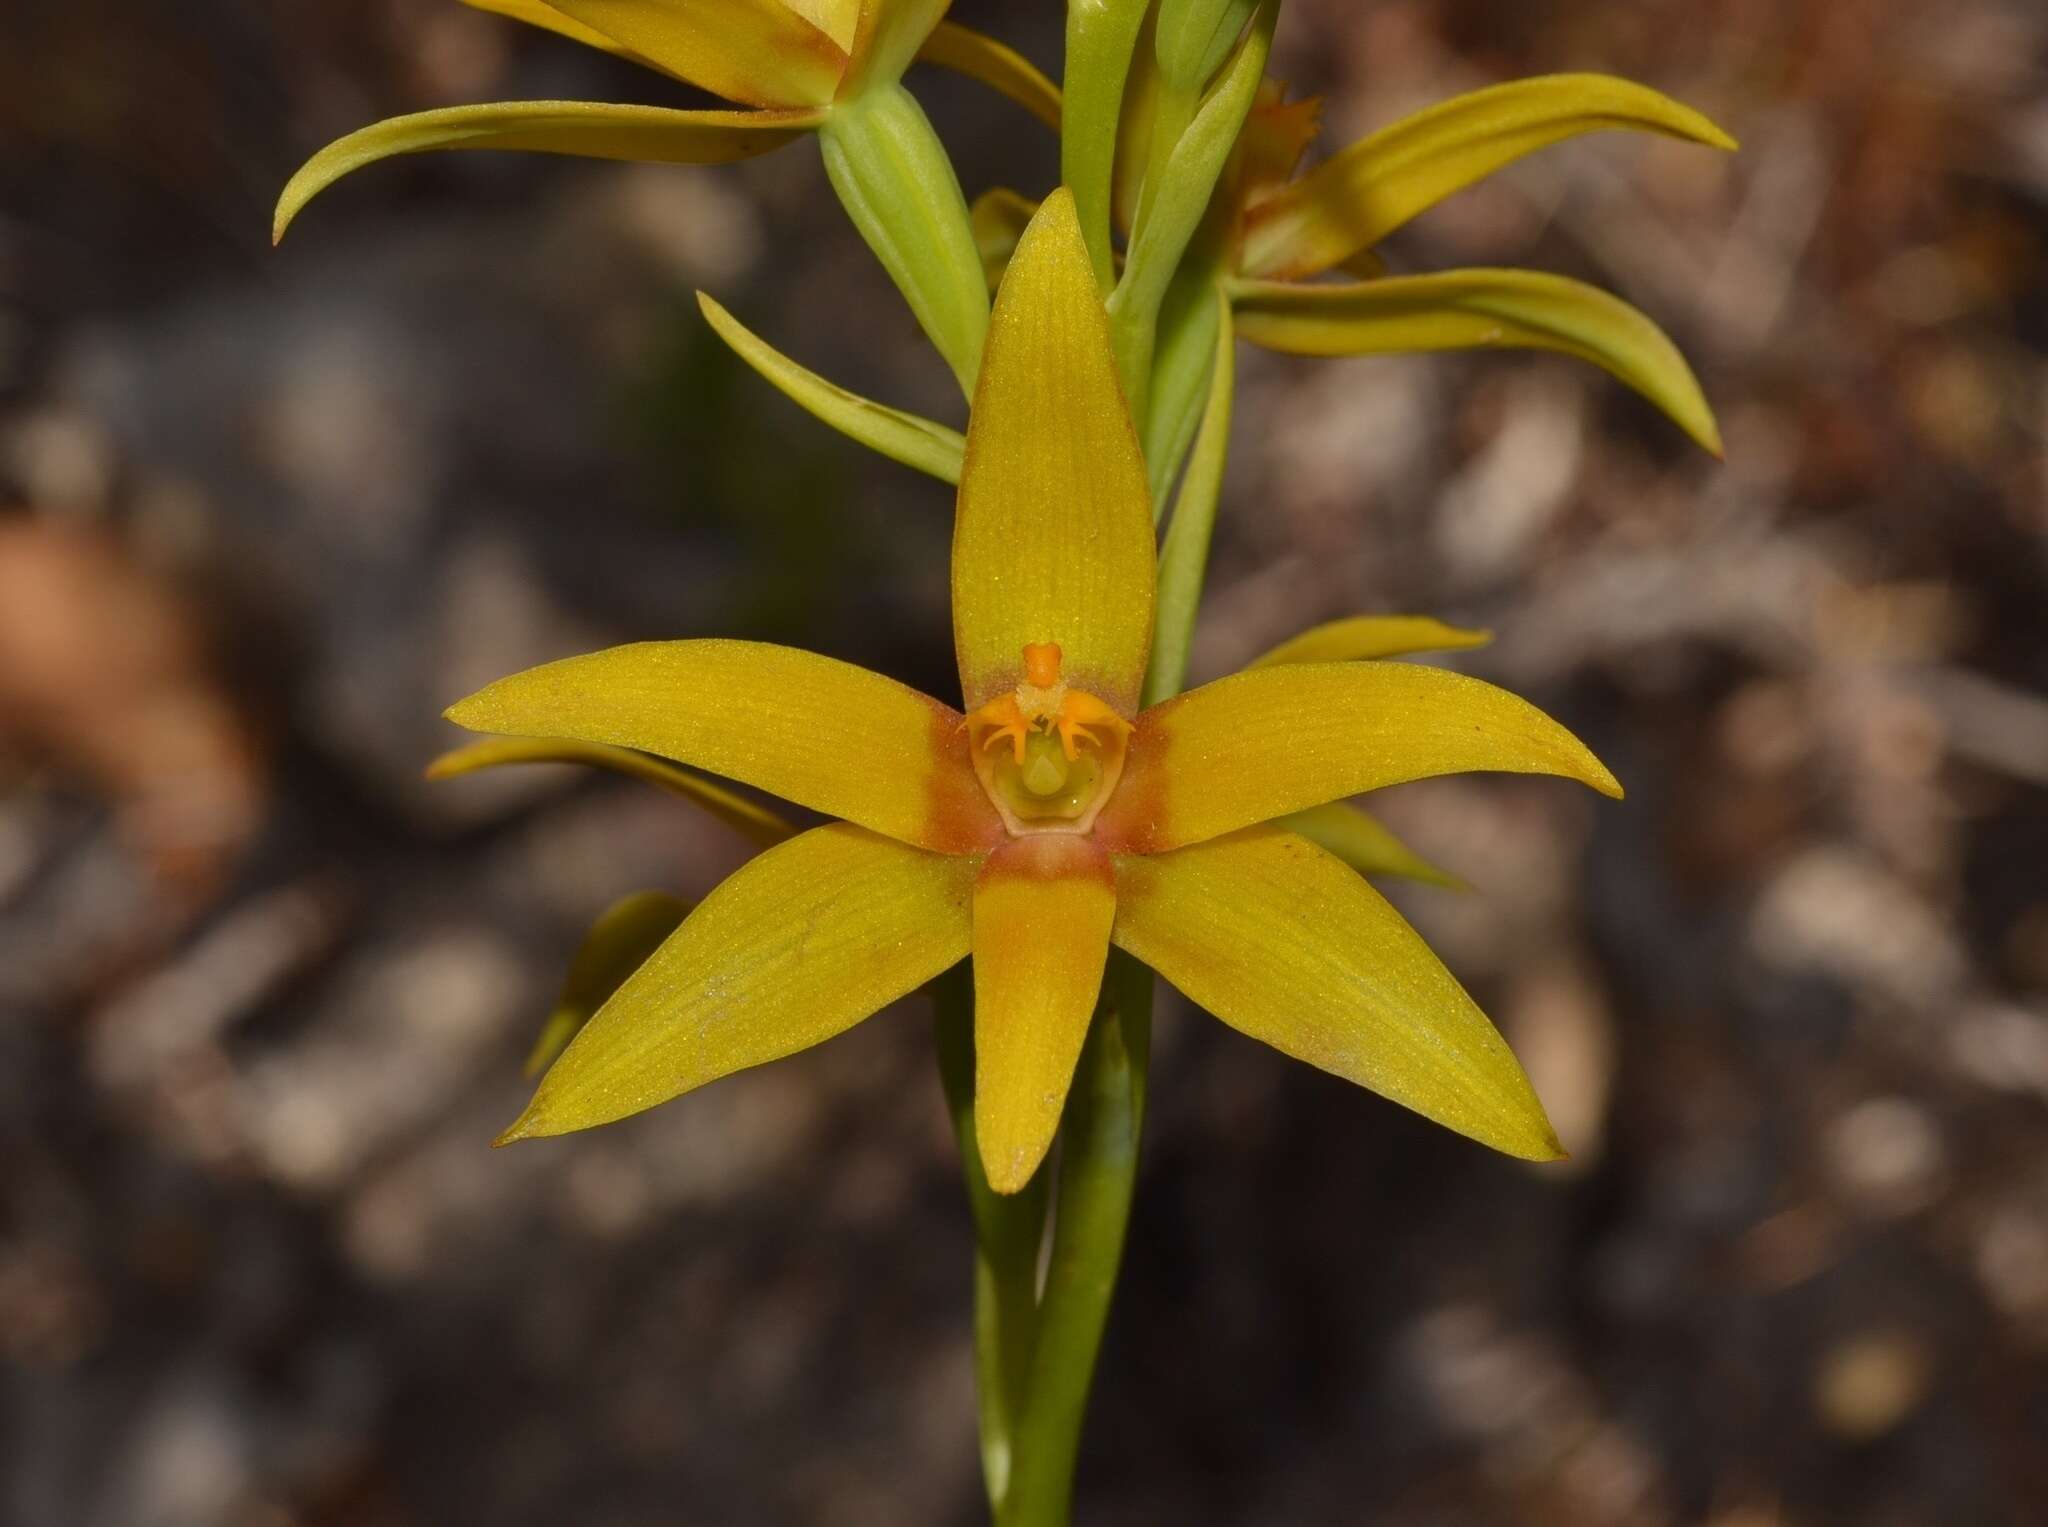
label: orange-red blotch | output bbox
[921,703,1010,855]
[1089,708,1173,855]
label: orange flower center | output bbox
[963,643,1132,836]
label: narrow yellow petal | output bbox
[500,825,973,1141]
[1097,660,1620,855]
[542,0,846,107]
[918,22,1062,130]
[1240,73,1737,280]
[526,890,691,1076]
[274,102,821,243]
[972,836,1116,1193]
[446,639,1004,855]
[697,293,964,484]
[786,0,862,53]
[427,736,792,846]
[1113,829,1561,1160]
[460,0,655,66]
[954,189,1155,714]
[1230,268,1723,456]
[1248,614,1491,667]
[1278,802,1465,890]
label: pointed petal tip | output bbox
[442,692,488,730]
[1519,1127,1570,1164]
[492,1109,543,1147]
[977,1132,1046,1196]
[1483,1104,1567,1163]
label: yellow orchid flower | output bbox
[275,0,1057,393]
[447,189,1618,1193]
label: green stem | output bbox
[1106,0,1273,410]
[934,962,1049,1512]
[997,951,1152,1527]
[1146,286,1236,704]
[1060,0,1153,293]
[1140,247,1226,512]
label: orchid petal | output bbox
[697,293,964,484]
[428,736,793,846]
[787,0,862,53]
[1097,660,1619,854]
[953,189,1156,715]
[460,0,660,69]
[275,102,821,243]
[919,22,1063,130]
[541,0,845,107]
[1278,802,1464,890]
[1248,615,1491,667]
[1230,268,1723,455]
[1113,828,1561,1159]
[973,837,1116,1193]
[447,639,1004,855]
[499,825,974,1141]
[1240,73,1737,280]
[526,890,691,1077]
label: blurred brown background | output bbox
[2,1,2044,1522]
